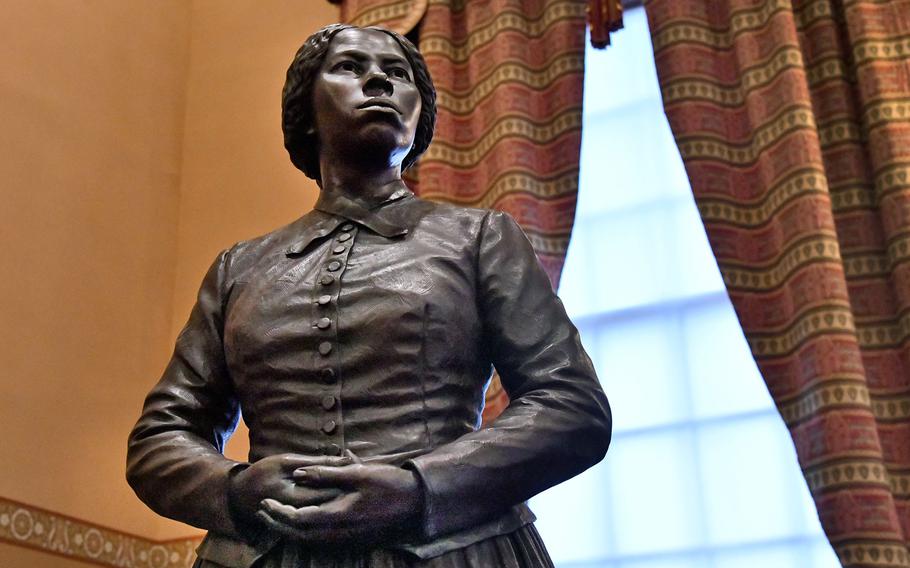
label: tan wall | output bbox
[0,541,96,568]
[171,1,332,332]
[0,1,192,540]
[0,0,338,547]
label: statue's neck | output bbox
[318,163,407,209]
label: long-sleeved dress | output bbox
[126,188,611,568]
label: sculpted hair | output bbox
[281,24,437,182]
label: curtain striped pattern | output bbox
[341,0,429,35]
[340,0,588,421]
[645,1,910,565]
[416,0,586,286]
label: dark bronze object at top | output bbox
[126,23,611,568]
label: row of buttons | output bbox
[314,222,355,456]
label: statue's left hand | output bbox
[256,462,423,546]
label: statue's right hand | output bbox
[228,453,351,531]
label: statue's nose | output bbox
[363,72,393,97]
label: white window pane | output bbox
[583,207,669,310]
[712,542,810,568]
[584,207,688,310]
[809,539,843,567]
[697,414,817,545]
[533,461,614,564]
[619,553,707,568]
[608,430,703,555]
[590,311,690,432]
[668,202,726,296]
[575,203,723,311]
[578,105,692,216]
[583,9,662,115]
[560,217,600,318]
[683,300,775,419]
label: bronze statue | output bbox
[127,23,611,568]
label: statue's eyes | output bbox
[388,67,411,81]
[336,61,360,73]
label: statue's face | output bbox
[312,28,422,166]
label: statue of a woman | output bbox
[127,23,611,568]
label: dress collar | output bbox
[314,186,414,237]
[285,186,417,256]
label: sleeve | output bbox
[126,249,247,537]
[405,210,612,539]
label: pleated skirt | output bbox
[193,524,554,568]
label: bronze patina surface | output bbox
[127,24,611,568]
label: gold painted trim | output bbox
[0,497,201,568]
[419,3,586,61]
[419,169,580,208]
[650,0,832,53]
[676,103,819,166]
[696,171,831,228]
[719,235,841,289]
[836,541,910,567]
[424,111,583,167]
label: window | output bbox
[530,8,840,567]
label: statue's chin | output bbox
[349,123,414,168]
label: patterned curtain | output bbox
[341,0,588,421]
[644,1,910,565]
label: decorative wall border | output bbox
[0,497,201,568]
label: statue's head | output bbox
[281,24,437,182]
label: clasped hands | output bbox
[228,452,423,546]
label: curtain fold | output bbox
[340,0,588,422]
[341,0,428,35]
[644,1,910,565]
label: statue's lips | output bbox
[358,99,401,113]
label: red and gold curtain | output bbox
[341,0,589,421]
[645,1,910,565]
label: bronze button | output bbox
[318,342,332,355]
[317,294,332,305]
[320,368,335,383]
[316,317,332,330]
[323,443,342,456]
[327,260,342,272]
[338,232,352,243]
[321,395,336,410]
[321,420,337,434]
[333,245,347,254]
[320,274,335,286]
[341,223,354,232]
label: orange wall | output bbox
[0,542,95,568]
[0,0,338,546]
[171,1,332,330]
[0,1,192,540]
